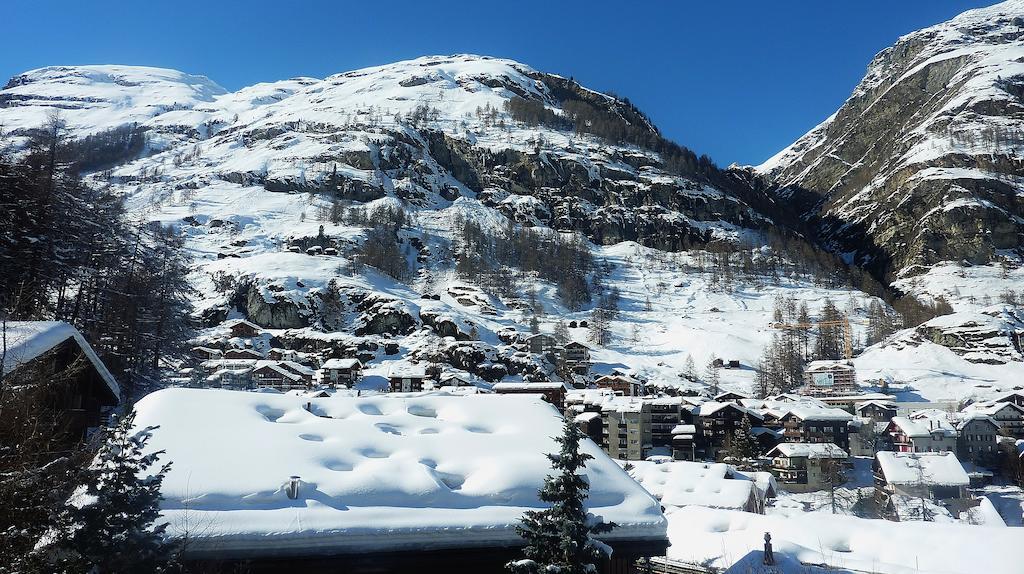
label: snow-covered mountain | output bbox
[1,45,1021,405]
[757,0,1024,289]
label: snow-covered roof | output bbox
[386,363,426,378]
[875,451,969,487]
[225,318,262,331]
[954,413,999,431]
[804,360,855,372]
[253,362,302,381]
[767,443,847,460]
[133,389,667,558]
[671,424,696,435]
[278,360,315,376]
[783,405,853,422]
[888,416,957,438]
[493,382,567,391]
[624,460,756,511]
[1,321,119,401]
[574,411,601,423]
[714,391,750,400]
[964,401,1024,417]
[855,399,897,410]
[600,397,649,413]
[191,346,223,354]
[665,505,1019,574]
[697,401,763,419]
[321,358,362,370]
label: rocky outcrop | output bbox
[912,307,1024,364]
[244,283,309,329]
[353,295,418,336]
[758,3,1024,281]
[419,310,472,340]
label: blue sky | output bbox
[5,0,994,165]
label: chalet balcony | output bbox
[773,469,807,484]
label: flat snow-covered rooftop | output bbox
[875,451,969,487]
[624,460,758,511]
[133,388,666,558]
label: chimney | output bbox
[286,476,301,499]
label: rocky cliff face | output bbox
[757,0,1024,282]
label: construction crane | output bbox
[770,317,853,360]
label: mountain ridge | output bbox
[756,0,1024,287]
[1,24,1022,405]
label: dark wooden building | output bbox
[226,318,263,338]
[3,321,120,440]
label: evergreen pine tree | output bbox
[553,320,570,344]
[588,308,611,347]
[683,354,696,381]
[728,415,759,461]
[507,420,614,574]
[704,355,721,395]
[42,412,175,573]
[530,315,541,335]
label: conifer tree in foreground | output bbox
[40,412,176,573]
[507,419,615,574]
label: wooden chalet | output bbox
[526,333,559,354]
[387,364,426,392]
[2,321,120,440]
[226,318,263,338]
[594,374,642,397]
[319,358,363,388]
[224,347,263,360]
[492,382,568,410]
[855,399,898,423]
[252,362,305,390]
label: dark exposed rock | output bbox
[245,283,309,329]
[760,10,1024,280]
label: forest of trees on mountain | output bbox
[502,94,716,181]
[0,114,190,571]
[453,216,595,311]
[0,113,193,392]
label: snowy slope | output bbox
[1,53,1021,404]
[0,65,225,141]
[665,505,1018,574]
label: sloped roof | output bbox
[889,416,957,438]
[955,413,999,431]
[697,401,763,419]
[625,460,756,511]
[875,451,968,487]
[2,321,119,401]
[805,360,855,372]
[784,405,853,422]
[768,443,847,459]
[965,401,1024,417]
[321,358,362,370]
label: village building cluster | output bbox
[8,316,1024,571]
[173,318,1024,516]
